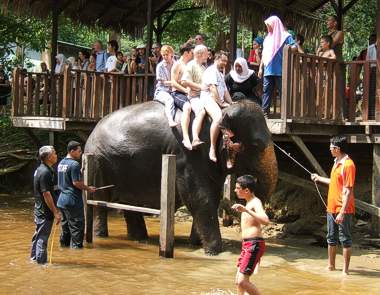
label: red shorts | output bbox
[237,238,265,275]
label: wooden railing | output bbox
[280,46,377,123]
[345,60,377,122]
[12,66,155,120]
[281,46,343,122]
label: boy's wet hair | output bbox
[67,141,81,153]
[236,175,257,193]
[180,42,194,55]
[321,35,333,48]
[330,135,347,153]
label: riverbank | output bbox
[0,194,379,295]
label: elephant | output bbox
[84,99,278,255]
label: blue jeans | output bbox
[30,216,53,264]
[262,75,282,114]
[326,213,353,248]
[59,207,85,248]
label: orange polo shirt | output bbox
[327,155,356,214]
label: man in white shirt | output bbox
[200,51,232,162]
[182,45,208,149]
[105,40,118,72]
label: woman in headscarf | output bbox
[258,15,296,117]
[54,54,66,74]
[225,57,260,104]
[248,36,263,67]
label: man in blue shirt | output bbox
[31,146,61,264]
[57,141,96,248]
[94,40,108,72]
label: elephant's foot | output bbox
[124,211,148,240]
[203,240,223,256]
[189,222,202,246]
[94,207,109,237]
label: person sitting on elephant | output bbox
[171,42,194,150]
[153,45,177,127]
[181,44,209,149]
[200,50,233,162]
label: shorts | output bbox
[172,91,189,110]
[326,213,353,248]
[189,97,204,115]
[237,237,265,275]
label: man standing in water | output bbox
[31,146,61,264]
[312,136,355,275]
[232,175,269,295]
[57,141,96,248]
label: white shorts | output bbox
[189,97,204,115]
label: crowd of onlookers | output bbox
[0,14,377,120]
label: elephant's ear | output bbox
[220,113,231,130]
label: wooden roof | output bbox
[196,0,330,38]
[1,0,178,36]
[2,0,332,39]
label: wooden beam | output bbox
[372,144,380,235]
[337,0,343,30]
[162,6,204,14]
[87,200,161,215]
[279,171,380,217]
[376,0,380,121]
[312,0,330,12]
[154,0,177,17]
[342,0,359,14]
[159,154,176,258]
[329,0,338,12]
[145,0,153,99]
[290,135,328,177]
[229,0,238,61]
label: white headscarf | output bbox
[54,54,66,74]
[230,58,254,83]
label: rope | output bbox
[49,221,57,265]
[273,142,327,208]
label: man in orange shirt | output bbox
[311,136,355,275]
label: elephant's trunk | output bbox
[255,144,278,202]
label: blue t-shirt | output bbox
[264,35,295,77]
[57,157,82,209]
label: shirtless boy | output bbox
[232,175,269,295]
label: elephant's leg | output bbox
[94,207,109,237]
[123,211,148,240]
[189,220,202,246]
[192,203,222,255]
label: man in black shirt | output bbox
[57,141,95,248]
[31,146,61,264]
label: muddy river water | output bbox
[0,194,379,294]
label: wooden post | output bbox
[222,174,236,226]
[11,68,20,117]
[51,0,59,74]
[281,45,292,121]
[375,0,380,120]
[159,154,176,258]
[145,0,153,100]
[49,131,55,146]
[372,144,380,237]
[290,135,328,177]
[229,0,238,61]
[83,153,95,243]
